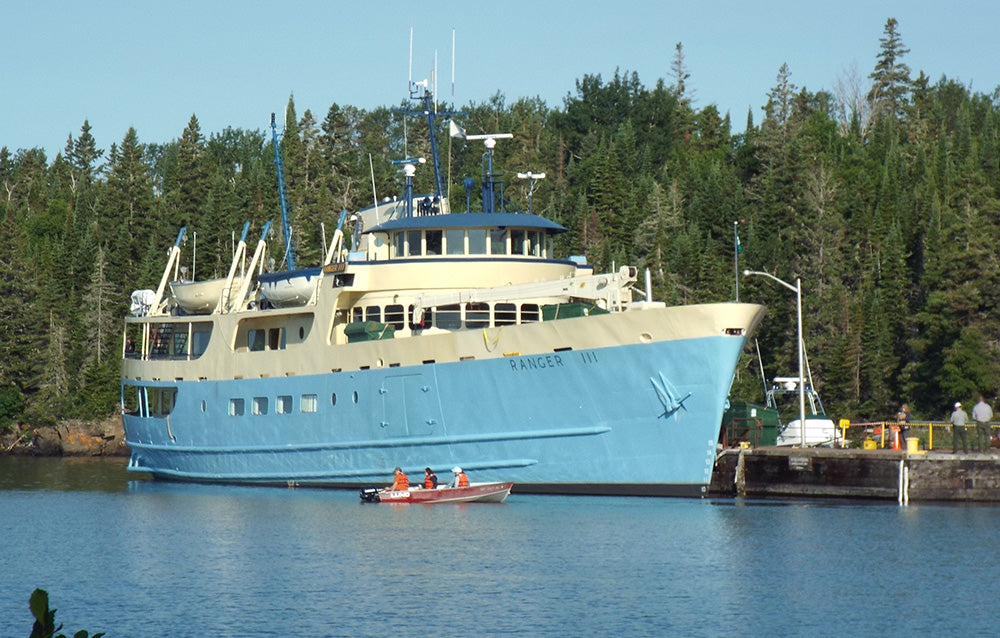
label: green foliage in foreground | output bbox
[29,589,104,638]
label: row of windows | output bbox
[352,302,541,331]
[141,322,212,360]
[391,227,551,258]
[228,392,357,416]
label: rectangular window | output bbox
[393,232,405,258]
[248,329,265,352]
[352,307,364,323]
[191,324,212,357]
[172,331,188,357]
[406,230,422,256]
[529,231,541,257]
[150,324,172,357]
[229,398,245,416]
[490,228,508,255]
[147,387,178,417]
[521,303,541,323]
[301,394,318,413]
[425,230,442,255]
[446,228,465,255]
[385,304,405,330]
[252,397,268,415]
[465,302,489,329]
[511,229,526,256]
[268,327,283,350]
[468,229,487,254]
[277,395,292,414]
[435,304,462,330]
[365,306,382,323]
[495,302,517,326]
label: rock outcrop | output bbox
[1,416,128,456]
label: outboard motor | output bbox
[359,488,381,503]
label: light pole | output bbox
[516,171,546,214]
[743,270,806,447]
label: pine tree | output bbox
[868,17,912,122]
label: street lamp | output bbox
[516,171,546,214]
[743,270,806,447]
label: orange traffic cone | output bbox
[891,425,901,450]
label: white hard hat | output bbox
[452,466,462,473]
[955,402,962,408]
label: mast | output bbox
[271,113,295,270]
[394,80,460,202]
[465,133,512,213]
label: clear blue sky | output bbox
[3,0,998,160]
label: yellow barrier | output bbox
[838,421,997,451]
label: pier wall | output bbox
[711,447,1000,502]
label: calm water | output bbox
[1,457,997,637]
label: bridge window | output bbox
[406,230,422,256]
[425,230,442,255]
[511,229,527,256]
[446,228,465,255]
[490,228,508,255]
[229,398,245,416]
[393,232,405,258]
[468,229,487,254]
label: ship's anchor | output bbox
[651,372,691,419]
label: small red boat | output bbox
[360,482,513,504]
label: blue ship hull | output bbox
[123,332,745,496]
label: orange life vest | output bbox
[457,472,469,487]
[392,472,409,491]
[424,473,438,489]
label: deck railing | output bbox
[839,420,997,452]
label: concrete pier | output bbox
[710,447,1000,502]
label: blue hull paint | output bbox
[123,334,743,493]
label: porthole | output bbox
[353,391,359,404]
[201,400,206,412]
[331,393,337,406]
[299,326,305,339]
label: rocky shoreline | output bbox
[1,416,128,457]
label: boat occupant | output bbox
[450,466,469,488]
[388,467,409,491]
[423,467,438,489]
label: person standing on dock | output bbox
[972,396,993,453]
[950,402,970,454]
[896,403,912,446]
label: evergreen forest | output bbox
[2,18,999,431]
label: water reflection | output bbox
[0,456,141,492]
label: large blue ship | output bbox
[119,81,765,496]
